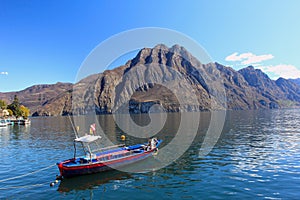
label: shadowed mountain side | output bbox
[289,78,300,87]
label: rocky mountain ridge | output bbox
[0,82,73,115]
[1,44,300,116]
[290,78,300,87]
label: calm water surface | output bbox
[0,109,299,199]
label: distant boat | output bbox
[17,119,31,125]
[57,124,161,178]
[5,119,12,125]
[0,119,8,127]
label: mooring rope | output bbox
[0,181,50,190]
[0,163,56,183]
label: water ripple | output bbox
[1,111,300,199]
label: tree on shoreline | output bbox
[7,95,22,118]
[20,105,30,119]
[4,95,31,119]
[0,99,7,110]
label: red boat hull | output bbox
[57,141,161,178]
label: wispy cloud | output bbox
[225,52,274,65]
[257,64,300,79]
[0,72,8,75]
[225,52,300,79]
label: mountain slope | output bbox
[35,44,300,115]
[1,44,300,116]
[289,78,300,87]
[275,78,300,102]
[0,82,73,114]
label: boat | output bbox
[17,119,31,125]
[57,129,162,178]
[0,119,8,127]
[5,119,11,125]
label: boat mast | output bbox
[68,115,87,157]
[86,143,93,161]
[68,115,79,139]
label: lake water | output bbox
[0,109,299,199]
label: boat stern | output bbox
[56,162,64,177]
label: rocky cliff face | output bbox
[1,44,300,116]
[60,44,300,115]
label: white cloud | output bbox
[225,52,300,79]
[225,52,252,62]
[225,52,274,65]
[257,64,300,79]
[0,72,8,75]
[242,54,274,65]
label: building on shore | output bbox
[0,109,9,118]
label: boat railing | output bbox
[91,144,125,153]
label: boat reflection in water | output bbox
[58,169,132,192]
[57,155,161,193]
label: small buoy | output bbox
[55,180,59,184]
[50,182,55,187]
[121,135,126,141]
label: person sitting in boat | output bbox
[145,138,158,151]
[146,139,151,151]
[153,137,158,144]
[149,137,158,150]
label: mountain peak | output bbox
[127,44,196,69]
[245,65,255,70]
[238,66,270,81]
[152,43,169,51]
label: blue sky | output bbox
[0,0,300,92]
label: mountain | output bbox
[238,66,286,100]
[275,78,300,102]
[1,44,300,116]
[0,82,73,115]
[289,78,300,87]
[238,67,300,108]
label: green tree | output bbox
[0,99,7,109]
[6,95,30,118]
[7,95,22,118]
[20,105,30,119]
